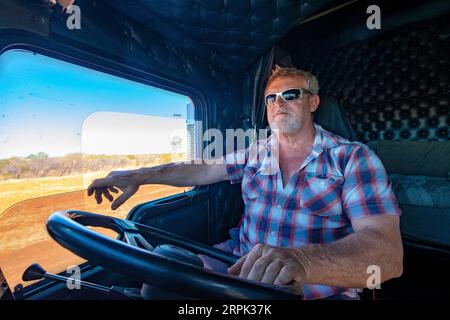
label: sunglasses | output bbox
[264,88,312,106]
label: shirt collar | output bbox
[312,122,340,154]
[254,123,339,174]
[261,122,339,153]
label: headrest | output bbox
[313,95,357,141]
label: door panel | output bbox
[127,187,210,245]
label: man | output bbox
[87,66,403,300]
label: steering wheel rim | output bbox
[46,210,299,300]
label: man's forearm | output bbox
[134,161,229,187]
[297,227,403,288]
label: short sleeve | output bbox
[342,145,402,220]
[222,148,249,184]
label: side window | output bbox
[0,49,196,289]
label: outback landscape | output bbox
[0,153,188,289]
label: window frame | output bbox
[0,40,209,296]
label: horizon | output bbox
[0,151,188,160]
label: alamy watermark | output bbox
[66,4,81,30]
[366,5,381,30]
[178,123,280,175]
[66,265,81,290]
[366,265,381,289]
[62,3,380,32]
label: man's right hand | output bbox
[87,170,141,210]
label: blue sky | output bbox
[0,49,192,158]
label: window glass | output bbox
[0,49,195,289]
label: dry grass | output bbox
[0,173,188,289]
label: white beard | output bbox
[270,116,301,134]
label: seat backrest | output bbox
[313,95,358,141]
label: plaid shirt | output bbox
[223,123,401,300]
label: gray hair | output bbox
[266,65,320,95]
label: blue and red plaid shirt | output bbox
[223,123,401,299]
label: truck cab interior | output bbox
[0,0,449,300]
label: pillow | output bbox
[389,174,450,208]
[366,140,450,178]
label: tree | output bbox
[1,163,20,179]
[1,157,27,179]
[26,152,49,160]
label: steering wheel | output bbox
[46,210,299,299]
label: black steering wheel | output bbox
[46,210,299,299]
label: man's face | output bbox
[265,76,319,135]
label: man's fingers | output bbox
[108,186,119,194]
[87,177,119,199]
[87,179,100,196]
[94,189,103,204]
[227,255,246,275]
[87,178,107,196]
[111,193,128,210]
[103,189,114,202]
[247,256,273,282]
[260,260,283,284]
[274,265,296,286]
[88,174,138,209]
[111,187,136,210]
[87,183,96,196]
[239,244,264,278]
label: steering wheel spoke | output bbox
[123,231,154,251]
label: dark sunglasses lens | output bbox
[282,89,301,101]
[265,94,277,105]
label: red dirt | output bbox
[0,184,187,289]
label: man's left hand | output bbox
[227,243,309,295]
